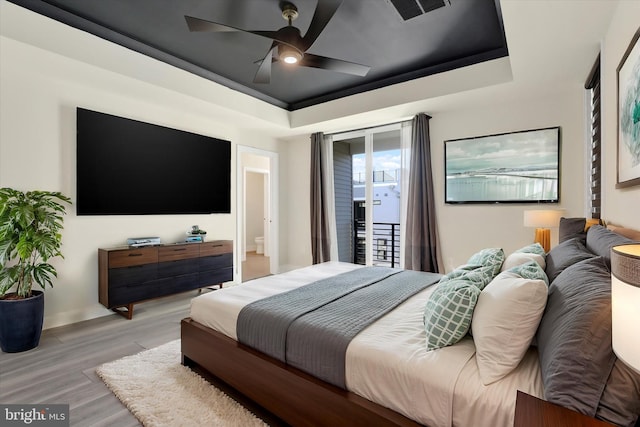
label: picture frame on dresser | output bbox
[616,27,640,189]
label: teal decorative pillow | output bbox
[467,247,505,278]
[508,260,549,286]
[424,279,481,351]
[438,265,497,290]
[515,243,546,257]
[438,263,478,282]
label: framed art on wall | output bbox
[616,27,640,188]
[444,127,560,204]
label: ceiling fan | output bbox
[185,0,370,84]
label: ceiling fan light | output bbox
[279,45,302,64]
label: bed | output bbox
[181,221,640,427]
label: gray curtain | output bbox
[404,113,442,273]
[310,132,330,264]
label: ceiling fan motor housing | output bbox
[276,26,304,62]
[281,2,299,23]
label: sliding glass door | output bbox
[332,123,409,268]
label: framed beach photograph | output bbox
[445,127,560,204]
[616,27,640,188]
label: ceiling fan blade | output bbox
[185,15,279,40]
[299,53,370,77]
[300,0,343,51]
[185,15,237,32]
[254,44,277,84]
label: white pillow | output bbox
[471,271,548,385]
[500,252,546,271]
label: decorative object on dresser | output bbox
[523,209,564,252]
[126,236,161,247]
[186,225,207,242]
[611,244,640,372]
[99,240,232,319]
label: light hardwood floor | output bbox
[0,292,205,426]
[242,251,271,281]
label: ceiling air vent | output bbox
[387,0,447,21]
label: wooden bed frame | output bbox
[181,224,640,426]
[181,317,423,427]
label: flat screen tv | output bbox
[76,108,231,215]
[444,127,560,204]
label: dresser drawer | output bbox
[200,240,233,257]
[152,273,203,298]
[158,244,200,262]
[199,267,233,287]
[199,253,233,271]
[109,264,157,288]
[108,247,158,268]
[108,272,200,307]
[157,258,199,277]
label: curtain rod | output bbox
[326,117,413,137]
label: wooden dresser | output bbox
[99,240,233,319]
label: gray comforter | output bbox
[236,266,441,388]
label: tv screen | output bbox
[444,127,560,204]
[76,108,231,215]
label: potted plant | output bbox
[0,188,71,353]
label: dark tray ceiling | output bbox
[8,0,508,110]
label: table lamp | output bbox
[611,244,640,373]
[523,210,564,252]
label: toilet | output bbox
[255,236,264,254]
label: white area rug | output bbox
[96,340,268,427]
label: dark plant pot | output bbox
[0,291,45,353]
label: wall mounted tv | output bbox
[76,108,231,215]
[444,126,560,204]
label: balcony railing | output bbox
[353,221,400,268]
[353,169,399,184]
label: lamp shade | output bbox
[523,210,564,228]
[611,244,640,373]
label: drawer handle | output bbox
[173,248,187,252]
[128,253,143,257]
[210,244,223,247]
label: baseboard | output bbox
[43,304,112,330]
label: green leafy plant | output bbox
[0,188,71,299]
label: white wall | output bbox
[283,136,314,269]
[600,0,640,227]
[431,88,585,270]
[0,36,282,328]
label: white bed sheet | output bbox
[189,262,543,427]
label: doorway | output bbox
[236,146,279,282]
